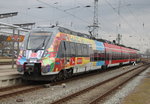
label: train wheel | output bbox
[66,69,73,78]
[102,65,107,70]
[57,71,64,81]
[63,70,68,79]
[119,63,123,66]
[52,77,57,82]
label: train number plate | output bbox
[29,58,37,62]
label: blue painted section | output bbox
[19,57,27,65]
[96,61,105,66]
[95,41,105,66]
[95,41,105,51]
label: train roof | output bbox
[36,26,139,51]
[58,27,139,51]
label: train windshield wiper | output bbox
[34,38,46,52]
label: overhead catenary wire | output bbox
[0,0,91,29]
[105,0,138,35]
[123,3,144,36]
[36,0,91,25]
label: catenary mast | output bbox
[88,0,99,38]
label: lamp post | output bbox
[116,1,131,44]
[12,29,15,69]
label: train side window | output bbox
[64,41,71,57]
[100,51,105,60]
[94,50,98,61]
[116,52,118,60]
[124,53,126,59]
[77,43,82,57]
[86,45,89,57]
[82,44,88,57]
[120,52,122,60]
[117,52,119,60]
[97,51,100,60]
[119,52,121,60]
[107,49,112,60]
[112,52,114,60]
[116,52,119,60]
[106,52,109,60]
[75,43,78,57]
[82,44,85,56]
[70,42,76,57]
[90,46,94,61]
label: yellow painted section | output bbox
[42,57,55,66]
[92,62,97,66]
[55,68,58,72]
[82,57,90,64]
[47,47,53,52]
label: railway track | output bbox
[0,58,17,65]
[0,64,123,99]
[51,64,150,104]
[0,63,147,101]
[0,84,43,99]
[0,62,13,65]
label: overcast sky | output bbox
[0,0,150,52]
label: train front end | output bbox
[16,27,56,81]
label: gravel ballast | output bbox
[103,67,150,104]
[0,64,143,104]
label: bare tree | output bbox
[145,49,150,58]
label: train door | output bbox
[57,41,70,69]
[109,48,112,64]
[105,47,112,65]
[88,44,94,71]
[63,41,70,68]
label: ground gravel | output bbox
[103,67,150,104]
[0,64,141,104]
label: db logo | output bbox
[70,58,75,65]
[77,58,82,64]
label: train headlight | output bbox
[42,65,50,73]
[29,58,37,63]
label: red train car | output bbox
[104,42,138,67]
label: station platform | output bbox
[0,65,17,74]
[0,65,22,88]
[122,67,150,104]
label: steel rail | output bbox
[0,64,146,100]
[51,64,149,104]
[89,64,150,104]
[0,64,130,99]
[0,85,43,99]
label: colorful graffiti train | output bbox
[16,26,139,81]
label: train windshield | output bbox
[27,31,52,50]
